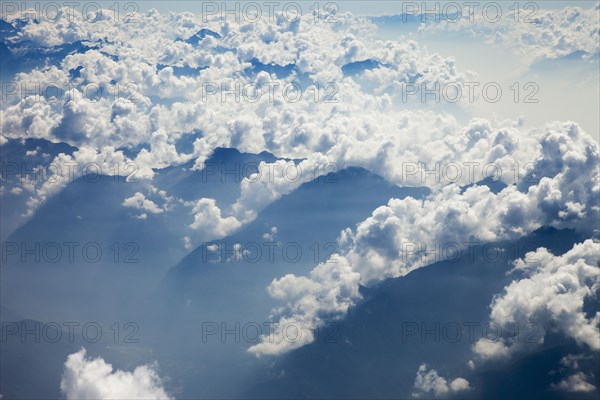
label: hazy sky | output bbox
[135,1,597,15]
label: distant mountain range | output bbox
[1,139,598,399]
[245,227,598,400]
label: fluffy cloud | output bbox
[249,256,361,356]
[262,226,278,240]
[3,6,597,199]
[1,7,477,154]
[412,364,470,398]
[473,239,600,359]
[189,198,242,239]
[231,156,333,222]
[16,5,595,229]
[60,348,171,400]
[551,373,597,393]
[249,121,599,355]
[547,354,598,393]
[122,192,164,214]
[2,8,482,218]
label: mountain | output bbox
[0,41,13,68]
[0,39,95,78]
[184,29,222,46]
[244,227,596,399]
[341,59,382,76]
[161,167,430,321]
[0,138,78,239]
[153,147,277,204]
[0,145,278,323]
[136,167,429,397]
[0,18,18,44]
[245,58,298,79]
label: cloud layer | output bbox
[250,120,599,355]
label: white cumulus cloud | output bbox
[60,348,172,400]
[473,239,600,359]
[189,198,242,239]
[122,192,164,214]
[412,364,470,398]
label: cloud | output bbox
[551,372,597,393]
[183,235,193,250]
[412,364,470,398]
[10,5,563,227]
[248,256,361,356]
[547,354,598,393]
[418,4,600,67]
[250,120,599,356]
[189,198,242,239]
[473,239,600,359]
[1,9,475,169]
[231,156,331,222]
[1,8,481,222]
[262,226,278,240]
[122,192,164,214]
[60,348,172,400]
